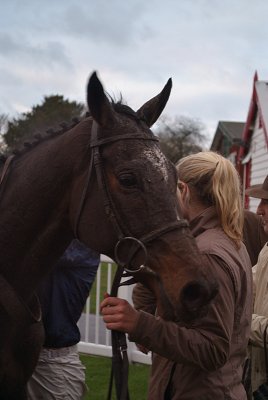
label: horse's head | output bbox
[71,72,218,322]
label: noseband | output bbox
[74,119,189,400]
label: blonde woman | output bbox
[101,151,252,400]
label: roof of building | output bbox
[210,121,245,150]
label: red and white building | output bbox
[210,121,244,163]
[237,72,268,211]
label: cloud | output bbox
[1,0,268,145]
[61,1,151,46]
[0,32,71,68]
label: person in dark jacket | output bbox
[101,151,252,400]
[27,239,100,400]
[243,209,268,266]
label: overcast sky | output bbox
[1,0,268,145]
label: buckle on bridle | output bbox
[124,264,146,274]
[114,237,148,273]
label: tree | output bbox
[3,95,85,150]
[155,115,208,164]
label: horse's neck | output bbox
[0,127,89,298]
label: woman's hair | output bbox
[176,151,243,245]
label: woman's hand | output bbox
[100,295,139,333]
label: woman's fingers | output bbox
[101,297,127,313]
[100,296,139,333]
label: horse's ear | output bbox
[87,72,115,126]
[136,78,172,127]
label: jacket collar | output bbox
[189,206,220,238]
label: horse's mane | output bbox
[0,117,81,165]
[0,98,142,165]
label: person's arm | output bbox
[132,282,157,315]
[250,254,268,348]
[251,314,268,347]
[131,283,157,354]
[101,254,236,371]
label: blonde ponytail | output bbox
[176,151,243,245]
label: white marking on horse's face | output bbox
[142,147,169,182]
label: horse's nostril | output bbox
[181,282,205,308]
[179,279,218,319]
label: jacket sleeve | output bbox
[132,283,157,315]
[251,314,268,348]
[129,254,236,371]
[250,254,268,348]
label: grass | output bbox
[82,261,150,398]
[81,354,150,399]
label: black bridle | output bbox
[74,119,188,258]
[74,119,189,400]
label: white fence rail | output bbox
[77,255,151,365]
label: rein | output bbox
[74,120,189,400]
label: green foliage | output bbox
[81,354,150,399]
[3,95,85,150]
[155,115,208,164]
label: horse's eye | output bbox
[118,173,137,188]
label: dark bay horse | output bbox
[0,72,217,398]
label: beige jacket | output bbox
[250,243,268,392]
[131,207,253,400]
